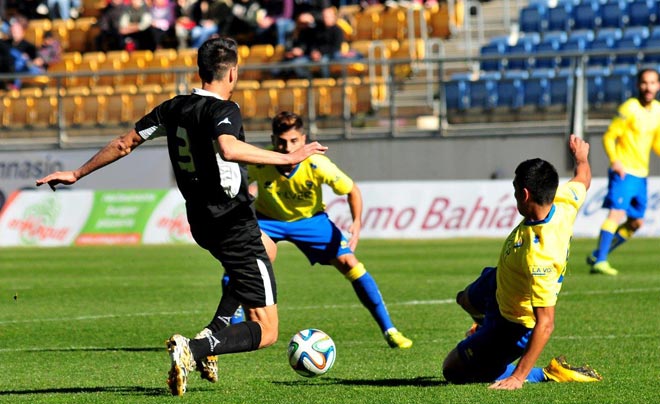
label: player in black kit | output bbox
[36,36,328,396]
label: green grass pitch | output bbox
[1,238,659,404]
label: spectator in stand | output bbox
[213,0,267,44]
[5,15,39,87]
[95,0,127,51]
[282,5,360,79]
[32,30,62,71]
[15,0,43,19]
[190,0,219,48]
[43,0,83,20]
[294,0,328,22]
[119,0,155,51]
[0,39,14,90]
[150,0,177,49]
[255,0,296,47]
[174,0,199,49]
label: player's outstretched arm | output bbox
[218,135,327,165]
[36,129,145,191]
[346,183,363,252]
[568,134,591,190]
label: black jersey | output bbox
[135,88,251,217]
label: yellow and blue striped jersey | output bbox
[496,181,587,328]
[248,155,354,222]
[603,98,660,178]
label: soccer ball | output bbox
[287,328,336,377]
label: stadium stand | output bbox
[2,0,656,143]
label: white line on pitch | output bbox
[1,287,658,325]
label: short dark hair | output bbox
[637,68,659,85]
[197,37,238,84]
[272,111,304,136]
[514,158,559,205]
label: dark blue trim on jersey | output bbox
[277,163,301,179]
[523,204,556,226]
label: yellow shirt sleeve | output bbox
[310,155,354,196]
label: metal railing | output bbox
[0,46,657,150]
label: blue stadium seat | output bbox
[651,26,660,39]
[628,0,654,27]
[507,33,541,70]
[547,5,572,32]
[588,28,622,66]
[586,66,609,106]
[480,36,509,71]
[519,4,547,33]
[497,70,529,109]
[599,0,627,29]
[643,37,660,64]
[535,31,567,68]
[572,1,600,30]
[548,68,574,106]
[560,29,595,67]
[614,26,649,65]
[445,72,472,111]
[603,64,638,104]
[470,71,501,110]
[524,68,555,107]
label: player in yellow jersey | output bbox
[588,68,660,275]
[442,135,603,389]
[199,111,412,350]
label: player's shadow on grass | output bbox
[0,386,170,397]
[36,346,162,353]
[275,376,447,387]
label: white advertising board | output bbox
[0,190,93,246]
[3,178,660,247]
[323,178,660,239]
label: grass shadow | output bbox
[29,346,163,353]
[0,386,167,397]
[274,376,446,387]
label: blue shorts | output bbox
[603,169,647,219]
[257,213,352,265]
[454,267,533,383]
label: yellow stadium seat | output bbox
[104,84,139,124]
[255,79,285,120]
[232,80,261,119]
[132,84,163,116]
[277,79,309,117]
[354,10,380,41]
[26,19,52,47]
[242,44,275,81]
[68,17,97,52]
[59,86,91,126]
[380,7,406,41]
[96,57,125,87]
[50,19,74,50]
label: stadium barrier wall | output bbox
[2,178,660,247]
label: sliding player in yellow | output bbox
[443,135,602,389]
[588,68,660,275]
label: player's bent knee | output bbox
[258,327,279,348]
[442,351,466,384]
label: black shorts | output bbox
[187,203,277,308]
